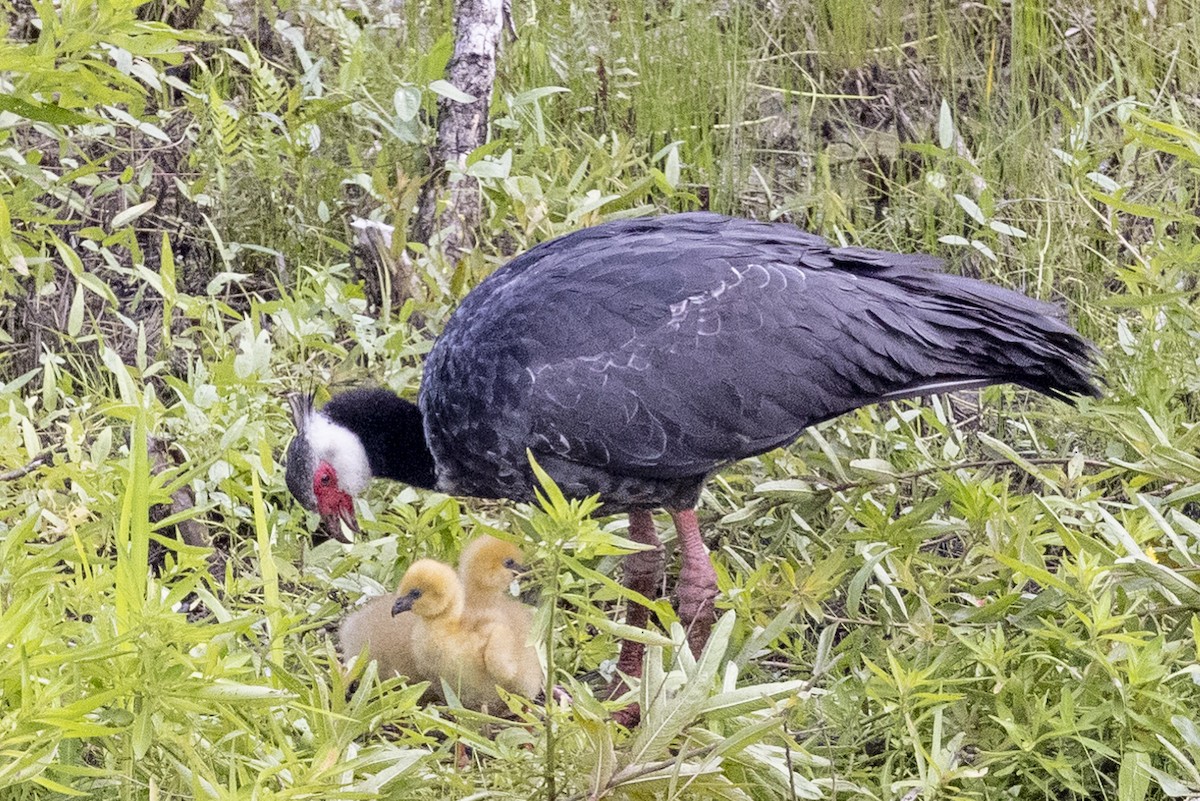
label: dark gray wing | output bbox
[515,233,1094,481]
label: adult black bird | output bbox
[286,212,1098,694]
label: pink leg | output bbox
[614,508,664,678]
[671,508,718,656]
[609,508,663,727]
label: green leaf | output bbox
[112,200,156,229]
[732,603,801,668]
[846,545,894,617]
[510,85,570,105]
[938,98,954,149]
[187,682,295,702]
[697,679,810,718]
[393,85,422,121]
[0,195,10,241]
[589,617,676,647]
[994,552,1078,597]
[428,79,476,103]
[971,238,996,261]
[528,450,569,513]
[1119,750,1151,801]
[67,282,85,338]
[628,612,735,763]
[849,458,897,477]
[0,94,92,125]
[988,219,1028,238]
[663,143,681,189]
[251,456,285,669]
[954,193,986,223]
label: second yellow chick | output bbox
[458,536,543,700]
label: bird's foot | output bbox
[604,666,643,729]
[454,740,472,770]
[611,701,642,728]
[672,508,719,656]
[676,579,718,656]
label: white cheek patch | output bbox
[308,414,373,496]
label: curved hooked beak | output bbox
[320,501,359,543]
[391,591,419,616]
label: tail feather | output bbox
[849,265,1100,405]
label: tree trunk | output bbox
[412,0,506,260]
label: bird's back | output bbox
[421,213,1098,507]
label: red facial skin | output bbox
[313,461,358,540]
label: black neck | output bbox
[322,388,438,490]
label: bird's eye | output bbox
[503,558,517,570]
[319,473,331,485]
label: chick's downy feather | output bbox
[399,555,540,711]
[338,540,543,710]
[338,592,426,684]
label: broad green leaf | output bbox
[954,193,986,223]
[938,98,954,149]
[1113,748,1152,801]
[429,79,476,103]
[988,219,1028,238]
[970,238,996,261]
[510,85,570,105]
[0,94,92,125]
[589,618,675,647]
[629,612,735,763]
[187,682,295,702]
[697,679,810,718]
[112,200,156,229]
[846,545,894,617]
[393,85,422,121]
[849,458,897,477]
[732,603,801,668]
[67,282,84,337]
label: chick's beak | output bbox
[391,592,417,616]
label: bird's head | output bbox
[391,559,463,619]
[284,392,372,541]
[459,535,528,597]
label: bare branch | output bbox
[0,450,57,481]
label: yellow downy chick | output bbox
[393,554,540,711]
[391,558,493,708]
[457,536,544,702]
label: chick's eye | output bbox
[503,558,516,570]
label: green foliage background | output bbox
[1,0,1200,798]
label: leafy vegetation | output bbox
[2,0,1200,798]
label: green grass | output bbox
[1,0,1200,798]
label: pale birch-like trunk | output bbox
[412,0,507,260]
